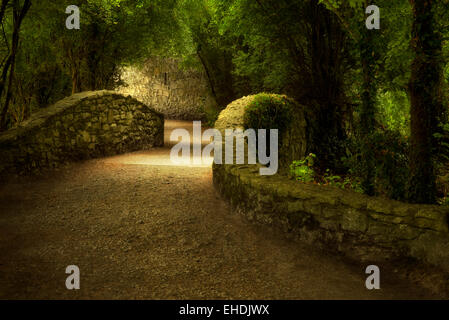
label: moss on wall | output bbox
[215,94,307,174]
[213,93,449,285]
[0,91,164,176]
[213,162,449,273]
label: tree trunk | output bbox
[197,49,218,103]
[0,54,12,100]
[407,0,442,204]
[305,1,348,171]
[359,20,377,196]
[0,0,31,131]
[71,66,81,94]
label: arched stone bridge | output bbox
[0,91,164,176]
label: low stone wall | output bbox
[0,91,164,176]
[213,163,449,274]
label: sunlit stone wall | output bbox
[117,57,216,120]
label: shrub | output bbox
[216,93,306,175]
[290,153,316,183]
[243,93,294,132]
[323,169,364,193]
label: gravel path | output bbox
[0,120,437,299]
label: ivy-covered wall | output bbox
[0,91,164,176]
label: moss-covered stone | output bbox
[213,162,449,273]
[215,94,308,174]
[0,90,164,176]
[213,93,449,275]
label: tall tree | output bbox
[175,0,237,108]
[211,0,351,170]
[320,0,380,193]
[0,0,31,130]
[407,0,443,203]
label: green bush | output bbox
[323,169,364,193]
[377,91,410,136]
[243,93,294,132]
[290,153,316,183]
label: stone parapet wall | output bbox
[0,91,164,176]
[213,163,449,274]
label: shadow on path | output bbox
[0,120,438,299]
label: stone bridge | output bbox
[0,91,164,176]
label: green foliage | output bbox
[0,0,447,205]
[323,169,342,186]
[376,91,410,136]
[201,103,220,127]
[434,123,449,164]
[174,0,237,108]
[342,177,364,194]
[290,154,364,193]
[323,169,364,193]
[243,93,293,132]
[342,130,409,200]
[438,196,449,207]
[437,174,449,206]
[372,131,409,200]
[0,0,180,128]
[290,153,316,183]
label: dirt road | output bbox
[0,120,437,299]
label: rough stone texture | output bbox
[116,56,217,120]
[0,90,164,176]
[213,163,449,274]
[213,94,449,288]
[215,94,308,174]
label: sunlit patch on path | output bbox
[103,120,213,168]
